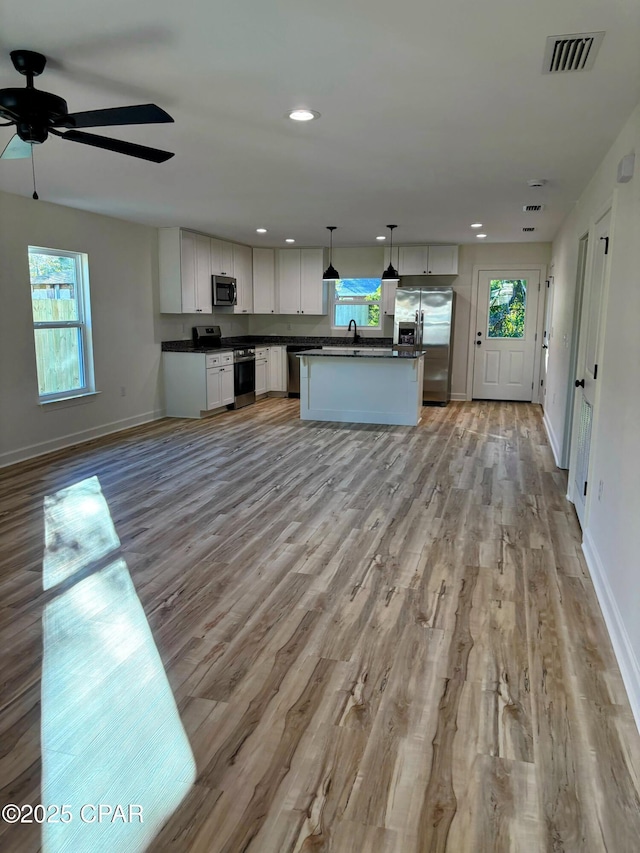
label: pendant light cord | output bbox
[31,142,39,200]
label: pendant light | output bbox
[381,224,399,282]
[322,226,340,280]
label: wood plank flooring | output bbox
[1,399,640,852]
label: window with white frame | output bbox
[28,246,95,401]
[332,278,382,330]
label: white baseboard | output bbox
[582,530,640,734]
[450,392,468,401]
[543,409,564,468]
[0,410,164,469]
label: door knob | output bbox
[476,340,482,346]
[575,379,584,387]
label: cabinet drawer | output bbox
[255,348,269,359]
[206,351,233,367]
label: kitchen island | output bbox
[298,348,425,426]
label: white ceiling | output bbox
[1,0,639,248]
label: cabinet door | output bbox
[382,281,397,315]
[211,239,234,276]
[300,248,326,314]
[255,359,268,395]
[252,248,276,314]
[426,245,458,275]
[206,368,223,410]
[398,246,429,275]
[233,244,253,314]
[195,234,212,313]
[268,346,286,392]
[180,231,198,313]
[277,250,302,314]
[220,365,235,405]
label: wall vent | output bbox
[523,204,544,212]
[522,227,536,232]
[543,32,604,73]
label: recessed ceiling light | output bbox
[288,109,320,122]
[471,223,483,228]
[476,233,487,239]
[256,228,267,233]
[376,235,386,241]
[285,238,295,243]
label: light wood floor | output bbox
[1,400,640,852]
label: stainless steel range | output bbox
[231,347,256,409]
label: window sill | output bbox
[39,391,101,409]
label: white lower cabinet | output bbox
[268,346,287,393]
[255,347,269,396]
[164,351,233,418]
[207,364,234,409]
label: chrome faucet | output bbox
[347,319,359,343]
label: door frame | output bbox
[566,199,615,511]
[466,264,547,401]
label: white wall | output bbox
[547,103,640,726]
[0,190,166,466]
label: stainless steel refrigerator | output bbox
[393,281,455,404]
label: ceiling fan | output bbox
[0,49,174,163]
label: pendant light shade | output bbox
[323,226,340,280]
[381,224,399,282]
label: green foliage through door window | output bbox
[488,279,527,338]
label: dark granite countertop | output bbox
[161,335,393,353]
[297,348,423,359]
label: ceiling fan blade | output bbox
[60,129,174,163]
[1,134,32,159]
[60,104,174,129]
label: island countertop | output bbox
[297,348,424,359]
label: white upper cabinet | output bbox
[210,238,234,276]
[159,227,213,314]
[276,248,327,315]
[232,243,253,314]
[398,246,430,276]
[382,281,397,315]
[194,234,213,313]
[389,245,459,276]
[252,248,276,314]
[425,245,458,275]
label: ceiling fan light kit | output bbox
[0,49,175,178]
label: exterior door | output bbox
[571,210,610,526]
[472,270,541,400]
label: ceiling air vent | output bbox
[543,32,604,73]
[522,227,535,232]
[523,204,544,212]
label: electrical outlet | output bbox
[120,386,126,397]
[287,323,292,330]
[598,480,604,501]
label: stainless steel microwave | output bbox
[212,275,237,306]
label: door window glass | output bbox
[488,279,527,338]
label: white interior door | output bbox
[571,210,610,526]
[472,270,540,400]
